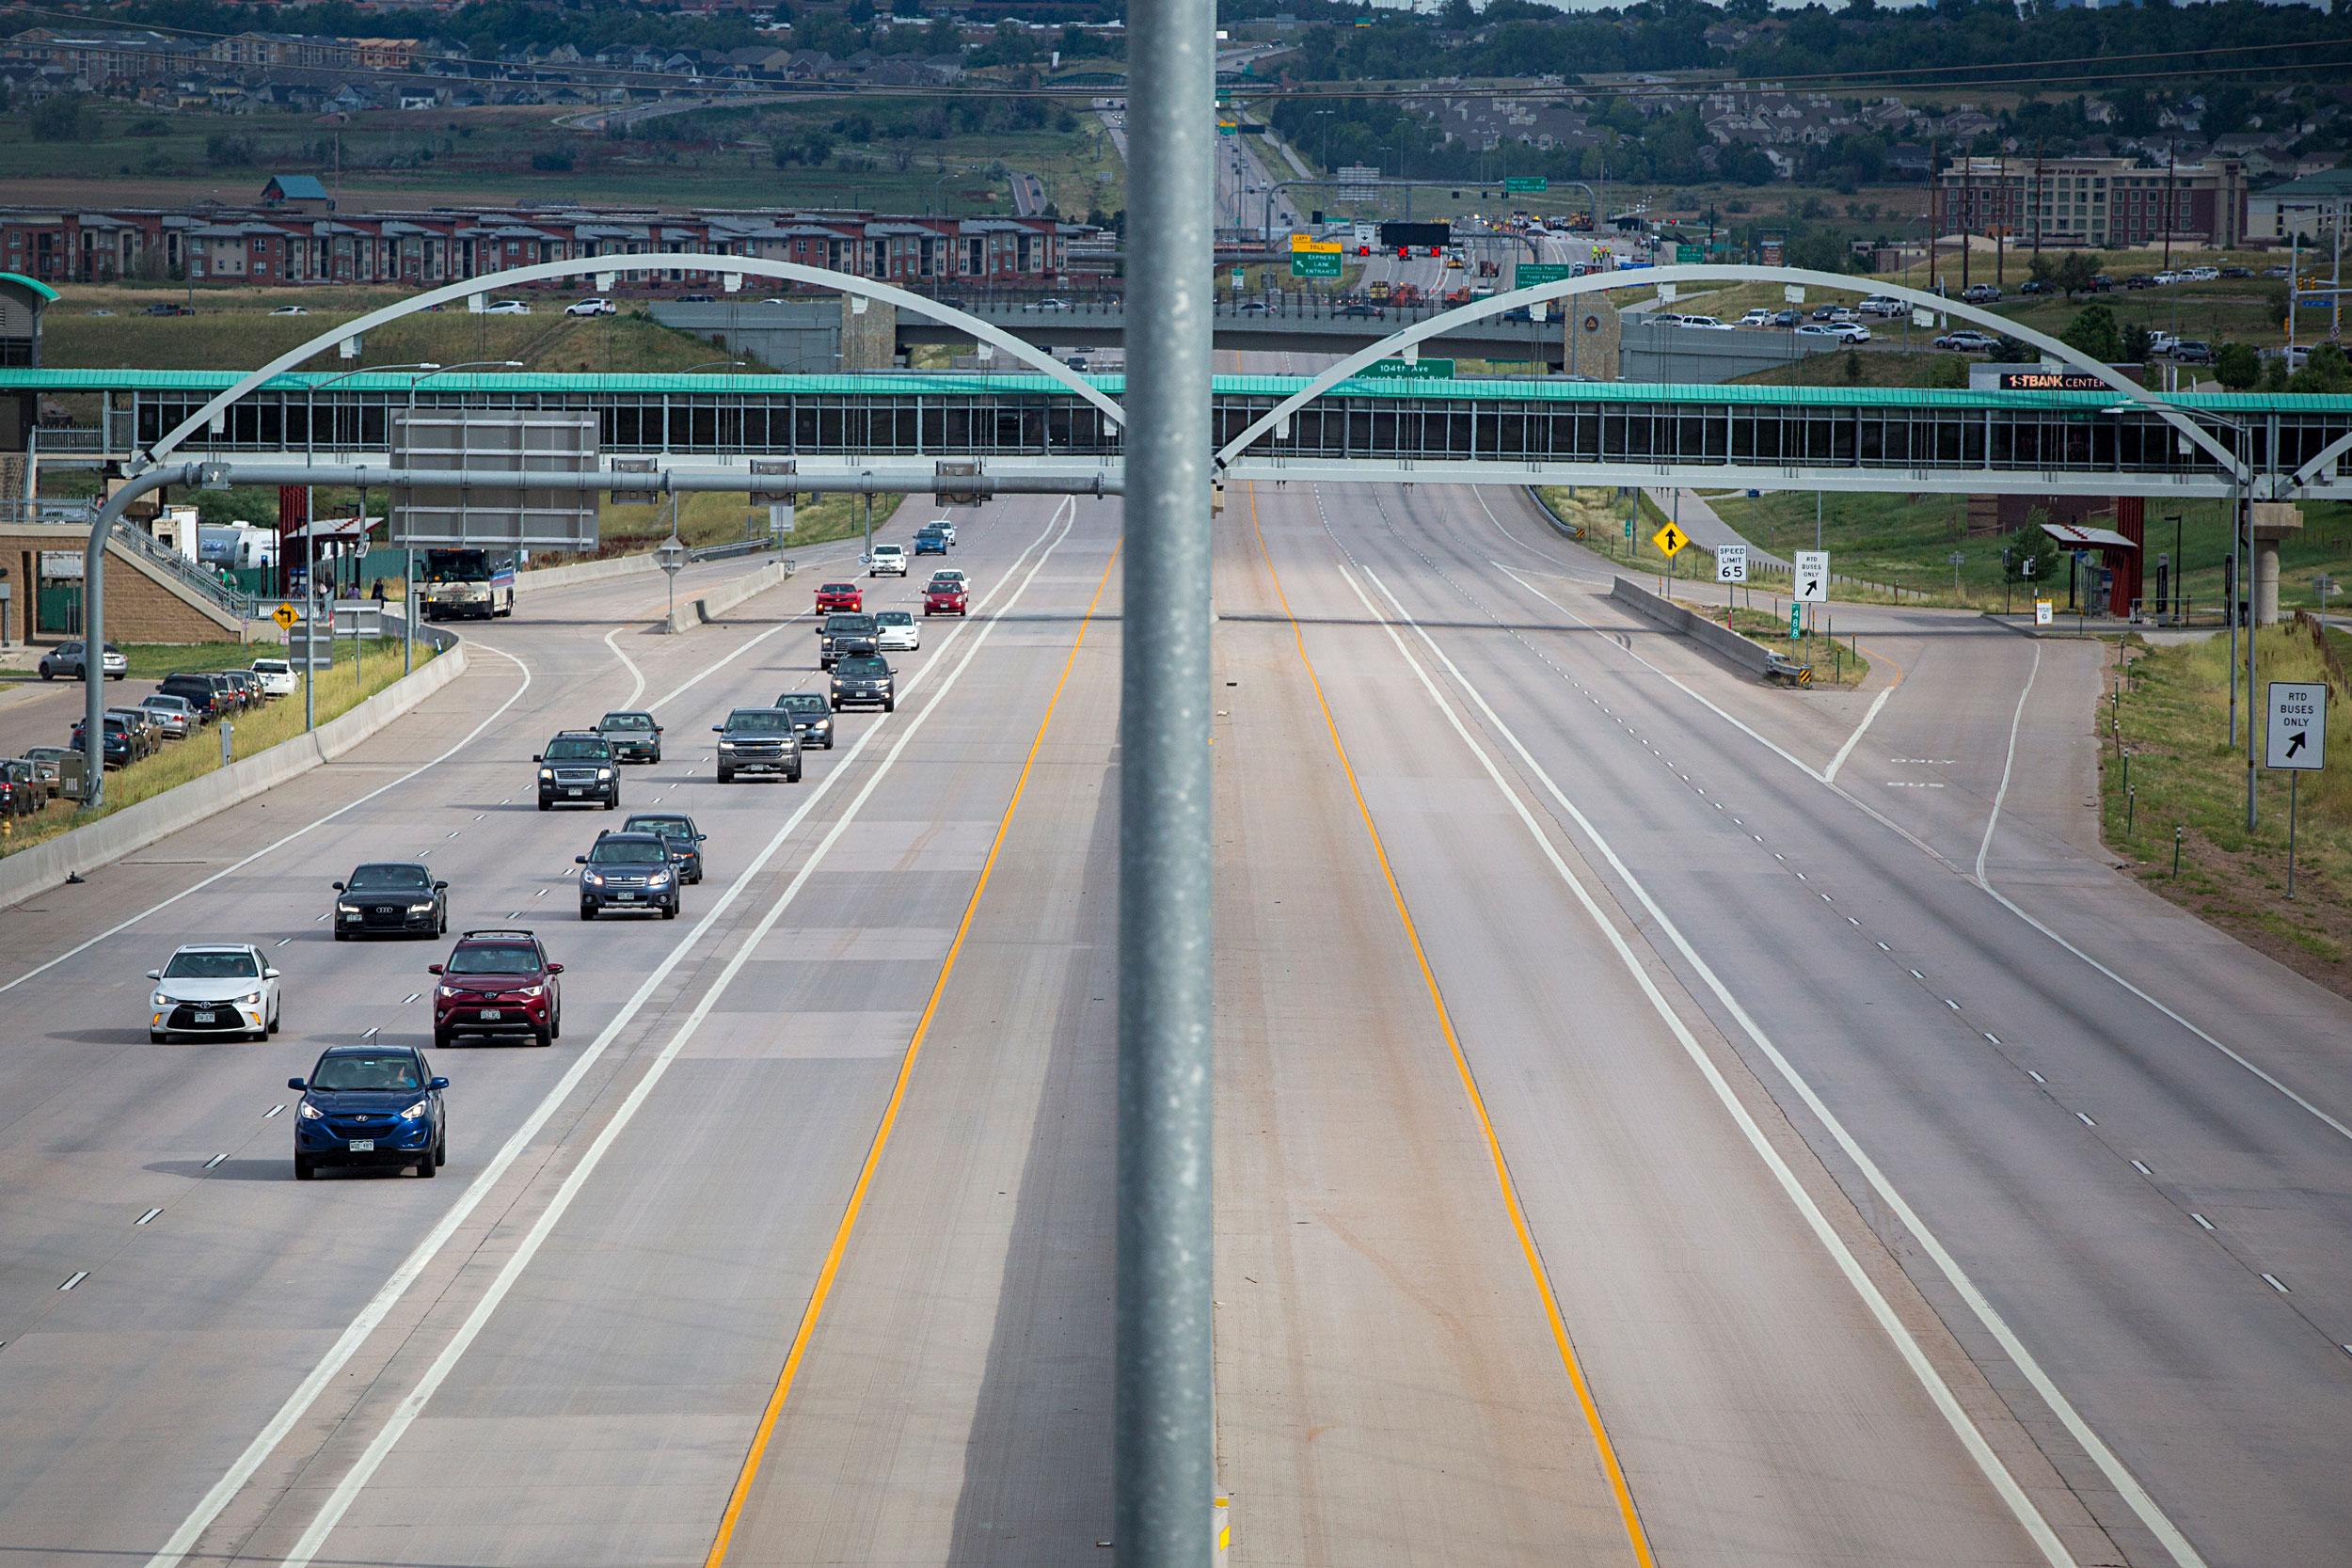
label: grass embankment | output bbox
[2101,623,2352,994]
[0,638,421,860]
[598,490,904,553]
[1721,607,1871,687]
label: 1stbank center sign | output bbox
[389,411,601,550]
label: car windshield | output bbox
[545,737,605,761]
[776,693,829,715]
[628,816,693,839]
[878,611,914,626]
[825,615,876,633]
[599,713,654,731]
[591,838,667,864]
[309,1052,423,1092]
[929,579,960,593]
[141,696,187,711]
[821,583,855,594]
[446,942,538,974]
[875,546,902,555]
[347,863,430,891]
[252,660,290,674]
[725,709,792,735]
[837,657,890,678]
[165,949,260,979]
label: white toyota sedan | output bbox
[149,943,281,1042]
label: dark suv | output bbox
[712,707,803,784]
[157,671,231,721]
[576,831,681,920]
[830,653,896,712]
[818,612,878,671]
[429,928,563,1048]
[772,690,834,750]
[535,730,620,810]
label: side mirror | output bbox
[147,968,162,980]
[332,881,344,891]
[711,725,723,733]
[574,855,589,864]
[434,880,448,891]
[547,962,564,974]
[427,963,445,975]
[263,967,280,979]
[697,832,707,842]
[428,1077,450,1091]
[287,1077,307,1090]
[653,725,662,734]
[531,753,543,763]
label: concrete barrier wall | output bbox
[1609,575,1773,677]
[517,552,660,593]
[0,641,469,911]
[663,558,794,633]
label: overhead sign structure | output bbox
[1717,544,1748,583]
[1290,251,1343,278]
[1793,549,1830,604]
[1518,261,1575,287]
[1289,233,1343,253]
[389,411,600,551]
[2266,682,2328,771]
[1652,521,1688,558]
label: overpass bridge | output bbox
[11,366,2350,499]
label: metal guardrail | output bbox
[106,521,252,619]
[686,537,777,563]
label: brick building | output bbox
[1938,154,2249,251]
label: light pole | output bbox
[304,360,437,731]
[656,533,687,632]
[404,359,523,675]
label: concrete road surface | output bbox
[3,476,2347,1568]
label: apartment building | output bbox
[1938,155,2249,250]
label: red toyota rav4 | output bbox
[923,578,967,616]
[429,928,563,1048]
[814,581,864,613]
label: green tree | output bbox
[1925,354,1968,388]
[2213,341,2262,390]
[2290,341,2352,393]
[27,92,87,143]
[2122,322,2153,362]
[2055,251,2103,300]
[2004,524,2059,585]
[2059,303,2122,362]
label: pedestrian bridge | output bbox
[10,367,2349,499]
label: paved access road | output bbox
[4,480,2347,1568]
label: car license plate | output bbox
[349,1138,373,1152]
[566,787,582,797]
[619,891,640,900]
[481,1008,502,1021]
[194,1010,215,1023]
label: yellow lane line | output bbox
[702,537,1122,1568]
[1245,481,1659,1568]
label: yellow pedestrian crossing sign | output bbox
[1651,522,1688,558]
[272,602,298,630]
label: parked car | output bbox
[36,641,127,681]
[136,692,198,740]
[677,293,715,304]
[157,670,230,721]
[2017,279,2053,296]
[249,657,297,697]
[105,707,163,760]
[267,305,309,316]
[2172,341,2215,365]
[1737,309,1777,327]
[482,299,530,315]
[22,747,75,800]
[1934,330,2000,353]
[566,297,618,317]
[67,715,131,769]
[1859,295,1908,317]
[288,1043,447,1180]
[0,763,40,819]
[2,754,57,809]
[2123,274,2157,290]
[1961,283,2003,304]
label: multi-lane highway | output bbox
[4,462,2349,1567]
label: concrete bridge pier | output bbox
[2252,502,2303,625]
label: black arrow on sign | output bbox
[2287,730,2308,758]
[1803,577,1821,597]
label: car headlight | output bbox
[407,902,436,913]
[647,869,672,885]
[437,985,458,1000]
[398,1100,429,1120]
[539,768,554,781]
[718,739,737,750]
[596,768,612,781]
[583,870,606,885]
[151,990,170,1007]
[237,990,263,1006]
[339,903,362,918]
[298,1102,324,1120]
[515,984,544,998]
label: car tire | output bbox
[883,699,896,713]
[417,1151,437,1178]
[294,1156,315,1181]
[437,911,448,935]
[551,1008,561,1041]
[40,667,52,681]
[435,1136,447,1167]
[268,1005,279,1036]
[333,928,347,942]
[717,767,733,784]
[661,901,677,920]
[532,1026,552,1049]
[434,1027,453,1051]
[580,901,596,921]
[538,799,551,811]
[788,768,803,784]
[150,1031,167,1044]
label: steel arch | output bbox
[135,253,1124,471]
[1212,263,2248,484]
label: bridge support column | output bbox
[2252,502,2302,626]
[2114,496,2146,619]
[1565,296,1619,381]
[839,295,897,371]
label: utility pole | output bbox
[1928,138,1940,293]
[1962,156,1973,294]
[2163,138,2177,272]
[2031,141,2043,261]
[1995,150,2007,288]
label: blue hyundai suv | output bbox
[288,1043,447,1180]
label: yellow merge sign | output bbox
[1651,521,1688,558]
[272,602,299,630]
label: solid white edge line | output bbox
[1975,643,2042,885]
[600,626,646,712]
[1335,558,2076,1568]
[0,641,533,1000]
[138,499,1076,1568]
[278,498,1085,1568]
[1350,552,2208,1568]
[1826,686,1894,784]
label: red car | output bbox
[815,581,863,613]
[428,928,564,1048]
[923,579,968,616]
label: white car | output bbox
[249,657,297,697]
[483,299,531,315]
[268,305,309,316]
[565,297,617,317]
[927,516,958,546]
[1737,309,1776,326]
[149,942,280,1042]
[874,610,920,652]
[1858,295,1907,317]
[1673,315,1733,330]
[867,544,908,577]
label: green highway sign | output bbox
[1789,600,1803,640]
[1676,243,1705,263]
[1504,176,1548,194]
[1357,356,1456,380]
[1518,261,1575,286]
[1290,251,1343,278]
